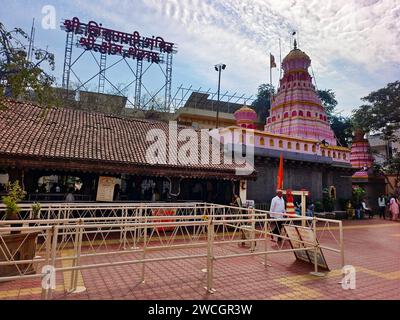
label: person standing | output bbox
[269,191,286,243]
[389,196,399,221]
[378,195,386,219]
[65,187,75,202]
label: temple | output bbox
[221,42,354,206]
[264,41,336,145]
[350,129,385,210]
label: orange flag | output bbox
[277,153,284,190]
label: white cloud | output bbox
[69,0,400,114]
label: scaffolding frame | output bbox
[60,19,177,112]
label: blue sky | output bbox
[1,0,399,115]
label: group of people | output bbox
[378,194,400,221]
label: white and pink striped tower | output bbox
[350,129,375,179]
[264,42,336,145]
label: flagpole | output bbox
[269,52,272,86]
[279,38,282,80]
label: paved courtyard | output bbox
[0,218,399,300]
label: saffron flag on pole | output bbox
[277,152,284,190]
[270,53,277,68]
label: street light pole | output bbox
[215,63,226,128]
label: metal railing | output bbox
[0,203,344,299]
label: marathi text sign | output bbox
[96,176,116,202]
[62,17,175,63]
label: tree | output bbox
[251,84,274,123]
[317,89,337,116]
[317,89,352,147]
[0,21,57,108]
[330,115,353,147]
[352,81,400,141]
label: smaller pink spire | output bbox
[234,105,257,129]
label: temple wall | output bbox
[247,160,326,204]
[247,158,353,208]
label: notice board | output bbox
[96,176,116,202]
[283,224,329,271]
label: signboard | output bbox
[283,224,329,271]
[283,225,310,263]
[62,17,175,64]
[96,176,116,202]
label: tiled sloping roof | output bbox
[0,99,254,179]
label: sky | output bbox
[1,0,399,115]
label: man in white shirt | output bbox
[378,195,386,219]
[361,199,373,219]
[269,191,286,243]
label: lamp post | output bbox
[214,63,226,128]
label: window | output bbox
[292,111,297,117]
[304,144,308,151]
[284,112,289,118]
[299,110,304,116]
[296,143,300,151]
[287,142,292,149]
[328,151,331,157]
[312,145,316,153]
[260,137,265,145]
[343,153,347,160]
[272,116,276,122]
[333,152,336,158]
[307,111,311,117]
[279,140,283,148]
[270,139,274,147]
[322,150,326,156]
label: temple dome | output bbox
[282,48,310,63]
[234,105,257,129]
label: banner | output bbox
[96,176,116,202]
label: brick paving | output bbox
[0,218,399,300]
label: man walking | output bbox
[269,191,286,243]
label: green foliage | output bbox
[31,202,41,218]
[0,22,58,108]
[251,84,275,123]
[317,89,337,116]
[330,115,353,147]
[352,81,400,141]
[317,89,353,147]
[1,181,26,216]
[352,186,366,206]
[322,188,335,212]
[314,201,323,212]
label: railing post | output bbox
[263,213,270,267]
[313,217,318,273]
[250,208,256,252]
[48,225,59,300]
[41,227,52,300]
[206,212,215,293]
[141,215,147,283]
[339,220,345,268]
[122,207,128,249]
[70,219,83,292]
